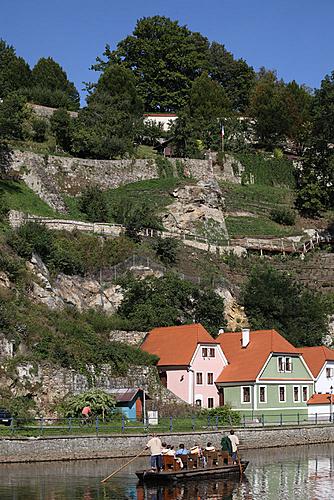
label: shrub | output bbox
[31,117,48,142]
[204,405,241,426]
[78,186,109,223]
[156,155,174,178]
[152,237,179,265]
[62,389,116,419]
[7,222,53,260]
[270,208,296,226]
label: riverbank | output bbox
[1,424,334,463]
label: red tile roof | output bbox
[307,393,334,405]
[141,324,217,366]
[299,346,334,378]
[216,330,299,383]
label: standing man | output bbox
[228,429,239,464]
[146,433,162,472]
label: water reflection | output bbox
[0,444,333,499]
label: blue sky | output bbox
[1,0,333,105]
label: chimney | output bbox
[241,328,250,348]
[218,328,225,335]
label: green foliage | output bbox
[8,222,53,260]
[73,65,143,159]
[62,389,116,418]
[237,152,295,187]
[0,141,13,179]
[78,186,109,223]
[0,191,9,221]
[270,208,296,226]
[31,117,49,143]
[241,265,328,346]
[50,108,73,151]
[0,93,30,140]
[226,216,298,238]
[313,70,334,144]
[209,41,255,112]
[0,179,57,217]
[118,273,226,335]
[0,39,31,98]
[152,237,179,265]
[204,405,241,426]
[0,395,36,418]
[155,155,174,178]
[28,57,79,110]
[94,16,210,112]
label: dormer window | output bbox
[202,348,208,358]
[326,368,334,378]
[209,348,215,357]
[278,356,293,373]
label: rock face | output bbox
[162,179,228,239]
[28,254,123,313]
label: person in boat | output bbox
[205,442,215,451]
[221,432,232,456]
[228,430,239,464]
[145,433,163,472]
[190,443,203,456]
[161,442,168,455]
[176,443,189,456]
[166,445,176,456]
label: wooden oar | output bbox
[101,448,147,483]
[236,451,243,477]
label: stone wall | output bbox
[28,103,78,119]
[1,425,334,462]
[109,330,148,346]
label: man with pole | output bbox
[146,433,163,472]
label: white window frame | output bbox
[277,356,284,373]
[207,372,214,386]
[277,356,293,373]
[209,347,215,358]
[278,385,286,403]
[208,397,214,409]
[202,348,208,358]
[293,386,300,403]
[196,372,203,385]
[302,386,308,402]
[285,357,292,373]
[259,385,267,403]
[241,386,251,404]
[326,367,334,378]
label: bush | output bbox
[7,222,53,260]
[270,208,296,226]
[31,117,48,142]
[152,237,179,265]
[156,155,174,178]
[204,405,241,426]
[78,186,109,223]
[62,389,116,419]
[50,108,73,151]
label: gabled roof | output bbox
[299,346,334,378]
[110,388,149,403]
[307,393,334,405]
[141,324,217,366]
[216,330,299,383]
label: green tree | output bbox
[313,70,334,144]
[79,186,109,222]
[153,237,179,265]
[172,72,230,156]
[72,65,143,159]
[93,16,209,111]
[50,108,73,151]
[111,194,161,240]
[209,41,255,112]
[62,389,116,419]
[0,92,30,140]
[0,39,31,98]
[118,273,226,335]
[242,266,327,346]
[28,57,79,110]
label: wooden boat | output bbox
[136,460,249,483]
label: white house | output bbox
[143,113,178,132]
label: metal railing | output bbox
[1,412,334,437]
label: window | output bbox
[207,373,214,385]
[242,387,251,403]
[209,348,215,358]
[202,348,208,358]
[293,386,300,403]
[326,368,334,378]
[195,399,202,407]
[277,356,293,373]
[279,386,286,402]
[259,386,267,403]
[208,397,214,409]
[302,386,308,402]
[196,372,203,385]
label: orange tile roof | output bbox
[299,346,334,378]
[141,324,217,366]
[307,393,334,405]
[216,330,299,383]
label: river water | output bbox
[0,443,333,500]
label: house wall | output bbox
[307,404,333,419]
[166,369,190,403]
[191,344,227,409]
[260,355,311,380]
[144,115,177,132]
[315,361,334,393]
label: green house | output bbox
[215,329,314,422]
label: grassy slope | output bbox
[0,180,58,217]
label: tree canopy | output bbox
[241,265,328,346]
[0,39,31,98]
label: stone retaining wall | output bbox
[1,425,334,463]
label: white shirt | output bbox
[228,435,239,452]
[146,437,162,456]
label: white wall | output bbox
[144,115,177,132]
[315,361,334,393]
[307,404,331,420]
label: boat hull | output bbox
[136,460,249,483]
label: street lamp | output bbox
[330,386,333,423]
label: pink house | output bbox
[141,324,227,408]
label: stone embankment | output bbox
[1,425,334,463]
